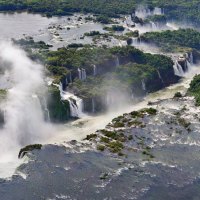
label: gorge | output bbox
[0,2,200,200]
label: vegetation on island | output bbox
[141,29,200,52]
[188,75,200,106]
[85,107,157,158]
[0,0,200,25]
[18,144,42,158]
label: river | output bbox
[0,11,200,200]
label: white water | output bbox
[0,42,55,178]
[135,6,163,20]
[0,42,199,180]
[81,68,87,80]
[115,57,120,67]
[173,61,185,76]
[55,83,84,118]
[141,80,146,91]
[93,65,97,76]
[78,68,87,80]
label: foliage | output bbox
[174,92,182,98]
[188,75,200,106]
[1,0,200,25]
[18,144,42,158]
[141,29,200,52]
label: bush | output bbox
[97,145,105,151]
[174,92,182,98]
[18,144,42,158]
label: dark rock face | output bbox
[47,86,71,122]
[0,110,4,127]
[192,49,200,63]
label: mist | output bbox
[0,42,54,177]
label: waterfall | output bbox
[43,97,50,122]
[65,76,68,85]
[173,61,184,77]
[190,52,194,64]
[81,68,87,80]
[141,80,146,91]
[132,37,140,46]
[115,57,120,67]
[78,68,87,80]
[135,7,163,19]
[92,98,95,113]
[150,21,158,30]
[55,82,84,118]
[186,60,192,71]
[93,65,97,76]
[131,91,135,100]
[153,7,163,15]
[78,68,82,80]
[157,70,164,83]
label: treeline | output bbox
[188,75,200,106]
[44,45,176,98]
[0,0,136,17]
[141,29,200,52]
[1,0,200,25]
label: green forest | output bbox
[141,29,200,52]
[1,0,200,24]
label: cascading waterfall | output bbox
[186,60,192,71]
[173,61,185,76]
[115,57,120,67]
[150,21,158,30]
[55,82,84,118]
[132,37,140,46]
[0,42,54,178]
[93,65,97,76]
[153,7,164,15]
[78,68,87,80]
[190,52,194,64]
[141,80,146,91]
[81,68,87,80]
[43,97,50,122]
[157,70,164,83]
[78,68,82,80]
[135,6,163,19]
[173,53,194,77]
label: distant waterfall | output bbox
[186,60,192,71]
[93,65,97,76]
[115,57,120,67]
[150,21,158,30]
[173,61,185,76]
[55,83,84,118]
[190,52,194,64]
[92,98,95,113]
[141,80,146,91]
[173,53,194,77]
[132,37,140,46]
[82,68,87,80]
[135,7,163,19]
[157,70,164,83]
[43,97,50,122]
[78,68,87,80]
[153,7,164,15]
[78,68,82,80]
